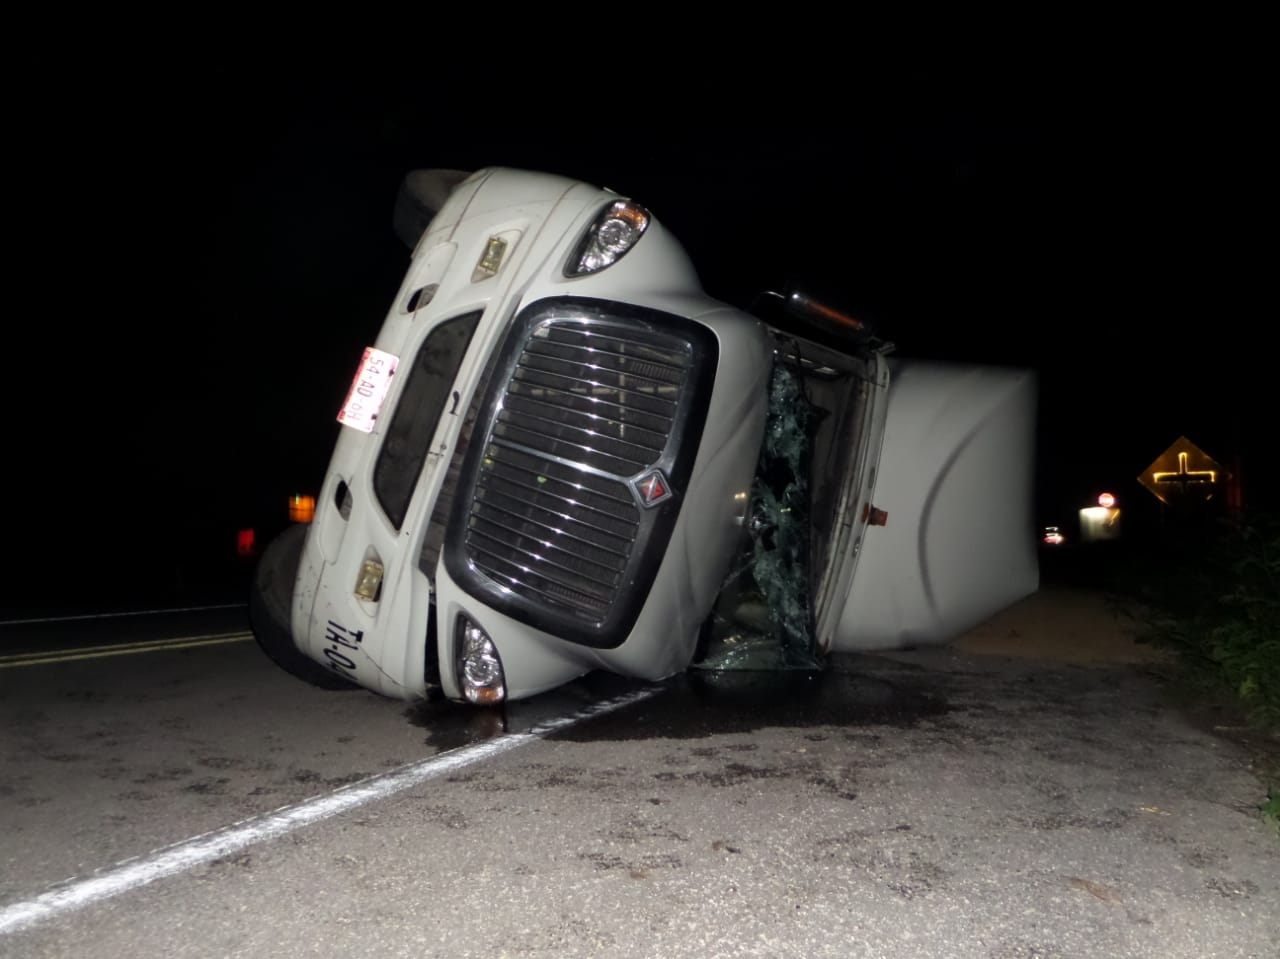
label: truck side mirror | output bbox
[392,169,472,249]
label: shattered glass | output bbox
[694,359,825,672]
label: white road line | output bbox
[0,685,662,937]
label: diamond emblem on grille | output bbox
[630,468,673,508]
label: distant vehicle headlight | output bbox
[456,616,506,704]
[1042,526,1065,546]
[565,200,649,276]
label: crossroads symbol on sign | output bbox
[1137,436,1226,506]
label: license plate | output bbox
[337,347,399,433]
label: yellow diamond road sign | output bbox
[1137,436,1226,505]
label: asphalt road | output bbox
[1,588,1277,958]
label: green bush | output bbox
[1264,788,1280,839]
[1111,510,1279,834]
[1128,511,1280,730]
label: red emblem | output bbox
[631,469,673,508]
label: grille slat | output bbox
[491,420,648,477]
[529,327,690,373]
[512,366,678,417]
[508,379,675,434]
[518,351,685,393]
[467,525,622,592]
[498,401,666,458]
[471,486,636,554]
[479,480,637,544]
[481,447,634,509]
[526,345,688,386]
[503,391,671,448]
[467,542,615,610]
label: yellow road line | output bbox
[0,632,254,668]
[0,603,247,627]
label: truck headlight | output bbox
[565,200,649,276]
[456,616,506,705]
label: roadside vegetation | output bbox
[1110,511,1280,836]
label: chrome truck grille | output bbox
[440,298,718,648]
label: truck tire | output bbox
[249,524,359,691]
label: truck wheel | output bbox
[249,524,359,691]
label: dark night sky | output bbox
[8,50,1270,610]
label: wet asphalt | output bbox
[2,591,1278,958]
